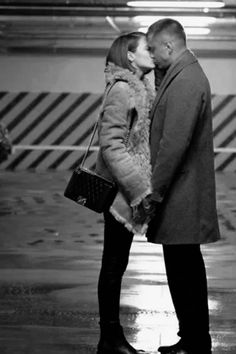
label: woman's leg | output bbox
[95,211,150,353]
[98,211,134,326]
[97,212,143,353]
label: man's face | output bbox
[147,33,172,70]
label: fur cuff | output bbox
[130,188,152,208]
[109,206,149,235]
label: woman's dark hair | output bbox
[106,32,146,72]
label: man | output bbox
[146,19,220,354]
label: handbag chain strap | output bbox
[80,81,116,167]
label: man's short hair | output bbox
[147,18,186,44]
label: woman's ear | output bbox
[127,51,135,63]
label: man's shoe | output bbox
[158,340,212,354]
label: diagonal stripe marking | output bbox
[48,125,96,169]
[13,93,69,145]
[218,131,236,148]
[212,95,235,119]
[9,93,48,133]
[7,94,89,169]
[216,154,236,171]
[213,109,236,137]
[48,94,101,145]
[211,95,226,112]
[27,96,102,169]
[0,92,28,122]
[43,95,101,148]
[0,92,7,101]
[32,93,90,145]
[10,94,64,141]
[212,97,236,134]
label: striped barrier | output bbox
[212,95,236,171]
[0,92,235,171]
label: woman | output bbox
[95,32,155,354]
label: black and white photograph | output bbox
[0,1,235,353]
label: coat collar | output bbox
[150,49,198,119]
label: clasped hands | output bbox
[132,194,159,225]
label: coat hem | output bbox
[146,237,221,245]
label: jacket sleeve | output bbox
[151,78,203,202]
[98,81,150,206]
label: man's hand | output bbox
[132,194,159,224]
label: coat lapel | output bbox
[150,49,198,120]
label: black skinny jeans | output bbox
[98,212,134,325]
[163,244,211,351]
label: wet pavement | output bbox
[0,170,236,354]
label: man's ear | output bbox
[166,41,173,54]
[127,51,135,62]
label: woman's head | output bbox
[106,32,154,74]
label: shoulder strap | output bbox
[80,81,117,167]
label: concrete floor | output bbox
[0,170,235,354]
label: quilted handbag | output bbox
[64,84,117,213]
[64,166,117,213]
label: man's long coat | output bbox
[147,49,220,244]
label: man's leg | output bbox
[160,244,211,353]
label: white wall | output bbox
[200,58,236,95]
[0,54,235,95]
[0,55,106,94]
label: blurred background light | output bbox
[134,15,217,26]
[127,1,225,8]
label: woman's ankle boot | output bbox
[97,322,143,354]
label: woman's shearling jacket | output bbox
[96,63,155,234]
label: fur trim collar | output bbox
[104,63,155,144]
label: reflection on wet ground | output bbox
[0,171,236,354]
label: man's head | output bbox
[147,18,186,70]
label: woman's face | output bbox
[130,36,155,73]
